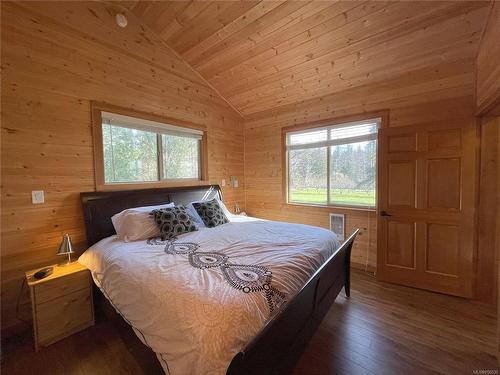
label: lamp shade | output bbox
[57,234,74,256]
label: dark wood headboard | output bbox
[80,185,222,247]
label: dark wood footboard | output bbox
[226,229,359,375]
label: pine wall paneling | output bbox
[497,119,500,360]
[475,0,500,311]
[479,117,500,357]
[478,117,500,356]
[0,1,244,335]
[476,1,500,115]
[477,119,499,304]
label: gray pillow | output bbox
[192,199,229,228]
[151,206,197,240]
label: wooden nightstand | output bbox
[25,262,94,351]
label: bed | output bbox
[80,185,358,375]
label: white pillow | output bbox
[185,203,205,227]
[186,199,232,227]
[112,202,175,242]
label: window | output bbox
[286,118,379,208]
[95,108,204,188]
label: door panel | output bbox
[377,122,477,297]
[387,161,416,207]
[428,128,462,150]
[426,158,461,210]
[388,134,417,152]
[426,223,459,276]
[386,220,416,268]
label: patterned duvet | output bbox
[79,215,340,375]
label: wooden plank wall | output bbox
[244,56,485,282]
[1,2,245,335]
[479,117,500,357]
[476,1,500,115]
[477,119,499,304]
[498,133,500,367]
[487,117,500,359]
[476,1,500,307]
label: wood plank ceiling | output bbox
[123,1,490,117]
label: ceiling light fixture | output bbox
[116,13,128,28]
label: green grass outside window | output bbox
[289,188,375,207]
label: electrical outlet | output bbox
[221,179,226,187]
[229,176,239,188]
[32,190,45,204]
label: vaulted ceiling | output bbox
[123,1,490,117]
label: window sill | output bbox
[96,179,210,191]
[285,202,376,213]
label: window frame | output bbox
[91,102,208,191]
[282,112,388,211]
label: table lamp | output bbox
[57,233,74,265]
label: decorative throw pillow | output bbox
[192,199,229,228]
[151,206,197,240]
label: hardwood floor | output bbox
[294,271,498,375]
[2,270,498,375]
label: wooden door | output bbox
[377,122,477,297]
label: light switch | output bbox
[221,179,226,187]
[32,190,45,204]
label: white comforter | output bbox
[79,215,339,375]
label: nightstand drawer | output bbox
[34,270,89,304]
[36,288,93,346]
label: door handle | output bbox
[380,211,392,217]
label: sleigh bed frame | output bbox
[81,185,358,375]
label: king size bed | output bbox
[80,185,358,375]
